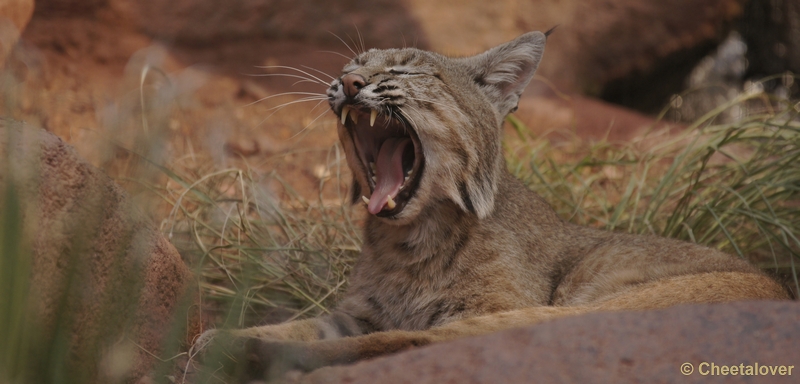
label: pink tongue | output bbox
[368,137,410,214]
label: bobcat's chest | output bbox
[359,270,463,331]
[340,200,477,331]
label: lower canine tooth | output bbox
[341,106,350,125]
[361,196,370,205]
[386,196,396,209]
[370,109,378,126]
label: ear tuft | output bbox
[462,31,547,117]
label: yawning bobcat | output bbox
[194,30,789,380]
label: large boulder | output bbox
[99,0,745,109]
[0,119,199,384]
[295,300,798,383]
[740,0,800,80]
[107,0,427,48]
[406,0,744,99]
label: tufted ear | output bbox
[461,31,547,117]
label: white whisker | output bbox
[289,109,332,140]
[262,96,328,112]
[250,96,328,127]
[306,109,332,130]
[301,65,336,81]
[345,32,362,55]
[253,97,327,133]
[308,98,330,115]
[243,91,327,108]
[291,79,325,87]
[318,50,354,61]
[253,65,330,86]
[246,73,326,86]
[397,107,420,132]
[328,31,358,57]
[355,24,366,53]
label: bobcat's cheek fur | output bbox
[327,32,547,223]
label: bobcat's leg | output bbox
[241,305,593,378]
[242,271,788,378]
[192,311,365,356]
[592,270,789,310]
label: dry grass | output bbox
[508,92,800,288]
[156,146,361,329]
[159,91,800,336]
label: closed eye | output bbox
[389,69,431,77]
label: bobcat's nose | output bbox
[342,74,366,98]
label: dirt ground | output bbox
[7,10,339,206]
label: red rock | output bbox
[296,301,799,384]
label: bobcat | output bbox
[195,30,789,380]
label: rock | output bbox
[33,0,107,16]
[740,0,800,84]
[0,0,34,64]
[108,0,426,48]
[296,300,799,383]
[0,0,33,31]
[104,0,744,112]
[0,119,199,383]
[514,94,680,143]
[404,0,759,112]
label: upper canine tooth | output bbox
[370,109,378,127]
[361,196,370,205]
[351,112,358,124]
[386,195,396,209]
[341,106,350,125]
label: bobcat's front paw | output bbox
[191,329,220,355]
[189,331,311,381]
[190,329,247,359]
[189,329,256,380]
[241,339,329,381]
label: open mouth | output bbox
[340,105,424,217]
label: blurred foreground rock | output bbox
[296,300,798,384]
[0,119,199,384]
